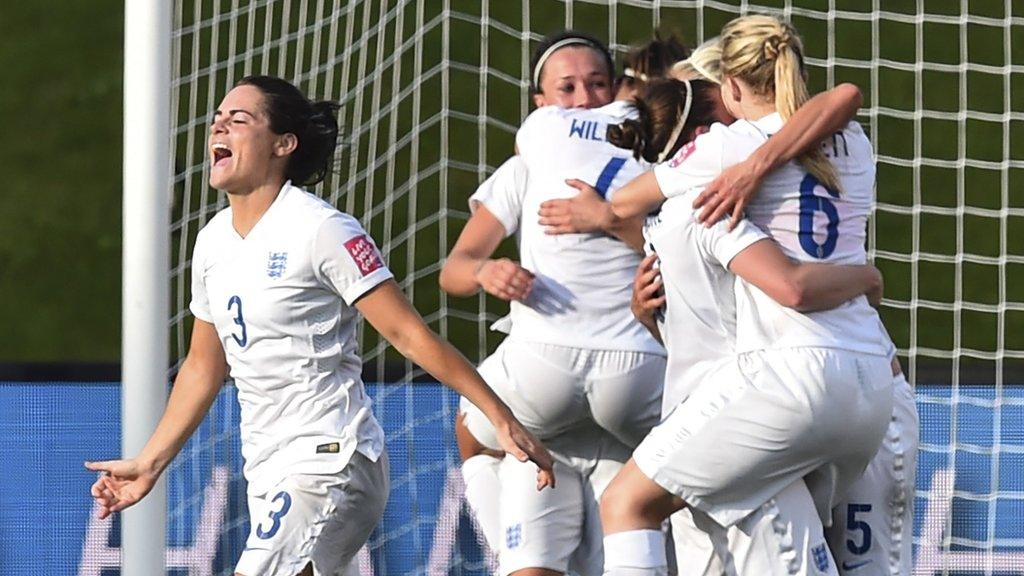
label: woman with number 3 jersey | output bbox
[84,75,554,576]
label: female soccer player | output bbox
[442,32,689,576]
[596,16,897,576]
[85,76,553,576]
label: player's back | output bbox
[729,114,888,356]
[513,102,661,354]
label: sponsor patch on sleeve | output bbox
[344,234,384,276]
[668,140,697,168]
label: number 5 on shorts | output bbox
[846,503,872,555]
[256,491,292,540]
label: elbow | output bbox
[438,264,456,295]
[836,83,863,115]
[774,280,812,311]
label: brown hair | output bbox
[608,79,720,164]
[719,15,841,192]
[619,32,691,89]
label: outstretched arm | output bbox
[86,319,227,518]
[357,279,555,489]
[729,240,882,312]
[439,206,535,301]
[695,83,863,228]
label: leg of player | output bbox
[827,370,919,575]
[457,404,505,552]
[500,455,585,576]
[235,452,389,576]
[600,459,684,576]
[719,479,840,576]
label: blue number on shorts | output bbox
[798,173,840,259]
[846,503,873,555]
[595,157,628,199]
[256,491,292,540]
[227,295,247,347]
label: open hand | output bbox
[475,258,534,301]
[538,179,612,235]
[494,416,556,490]
[693,157,766,230]
[85,458,159,519]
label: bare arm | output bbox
[695,83,863,228]
[357,279,555,488]
[86,319,227,518]
[608,171,666,221]
[729,239,882,312]
[439,206,535,301]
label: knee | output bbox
[600,478,641,529]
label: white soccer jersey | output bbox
[471,101,662,354]
[190,182,388,495]
[645,192,767,411]
[655,115,888,356]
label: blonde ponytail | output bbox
[720,15,841,192]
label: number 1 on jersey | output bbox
[228,295,247,347]
[595,157,628,199]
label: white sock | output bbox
[603,529,669,576]
[461,453,503,552]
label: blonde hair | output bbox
[670,36,722,84]
[719,15,841,192]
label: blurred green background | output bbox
[5,1,1021,385]
[0,1,123,362]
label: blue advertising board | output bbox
[1,381,1022,575]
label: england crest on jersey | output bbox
[267,251,288,278]
[811,542,831,572]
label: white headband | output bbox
[656,78,693,164]
[623,67,649,83]
[532,37,598,88]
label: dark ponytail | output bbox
[608,79,720,163]
[237,75,340,186]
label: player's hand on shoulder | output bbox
[693,156,766,230]
[631,253,666,325]
[492,414,556,491]
[475,258,534,302]
[538,179,613,235]
[85,458,159,519]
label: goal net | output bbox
[156,1,1023,574]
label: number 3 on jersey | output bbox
[228,295,247,347]
[798,173,840,259]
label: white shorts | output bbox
[463,338,665,448]
[236,451,389,576]
[634,348,893,528]
[828,373,919,575]
[498,425,632,576]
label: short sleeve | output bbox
[469,156,527,237]
[313,215,394,305]
[188,233,213,323]
[654,123,763,199]
[699,214,769,269]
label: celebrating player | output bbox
[85,76,553,576]
[592,16,898,576]
[441,32,688,576]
